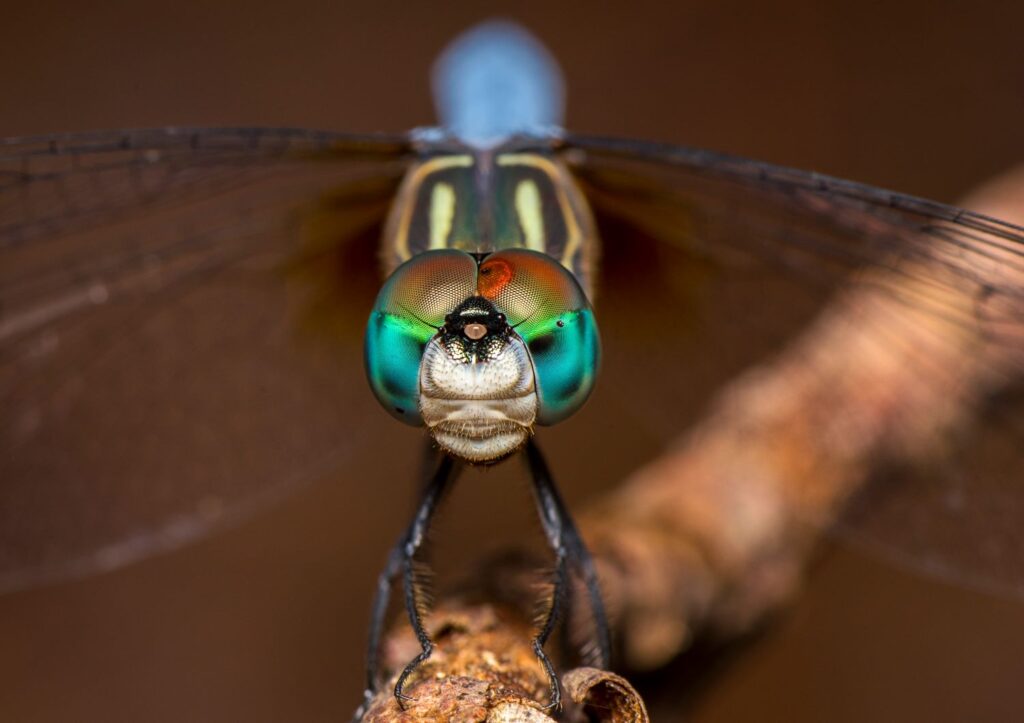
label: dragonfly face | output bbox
[419,294,536,462]
[364,147,601,461]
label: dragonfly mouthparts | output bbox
[419,323,538,463]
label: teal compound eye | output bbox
[364,250,477,424]
[478,249,600,425]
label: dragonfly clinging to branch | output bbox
[1,17,1023,720]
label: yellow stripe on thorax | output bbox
[429,182,456,249]
[513,179,545,251]
[497,153,583,270]
[392,154,473,262]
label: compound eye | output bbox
[365,250,477,424]
[478,249,600,424]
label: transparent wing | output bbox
[563,134,1024,599]
[0,127,412,592]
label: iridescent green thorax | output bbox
[381,146,599,299]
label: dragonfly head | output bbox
[365,249,599,463]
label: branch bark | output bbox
[361,598,648,722]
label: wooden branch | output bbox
[361,166,1024,719]
[361,598,648,722]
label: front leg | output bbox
[355,449,460,720]
[524,438,612,711]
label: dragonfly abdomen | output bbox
[430,20,564,148]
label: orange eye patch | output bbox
[477,256,514,299]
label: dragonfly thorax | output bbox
[381,147,598,299]
[420,297,537,462]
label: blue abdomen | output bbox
[431,20,565,147]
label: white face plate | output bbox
[418,336,537,462]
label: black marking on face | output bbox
[440,296,513,362]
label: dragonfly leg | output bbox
[534,543,568,711]
[524,438,612,710]
[561,518,606,663]
[354,536,406,719]
[393,452,459,708]
[551,490,611,669]
[354,448,458,720]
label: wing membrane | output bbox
[565,134,1024,598]
[0,127,411,592]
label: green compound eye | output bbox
[364,250,477,424]
[478,249,600,425]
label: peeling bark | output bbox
[361,601,647,722]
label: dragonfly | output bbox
[2,17,1023,718]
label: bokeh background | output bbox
[2,1,1024,721]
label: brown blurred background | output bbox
[2,1,1024,721]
